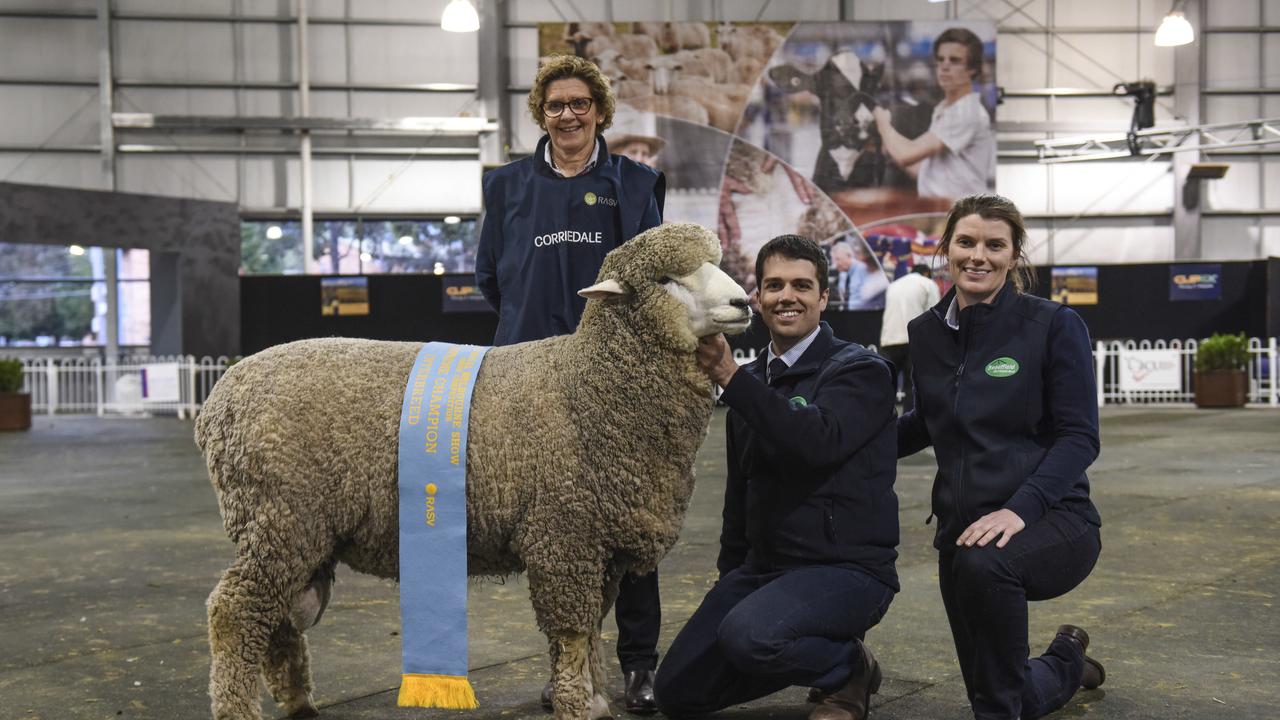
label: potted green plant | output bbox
[0,357,32,431]
[1194,333,1249,408]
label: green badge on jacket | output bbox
[985,357,1020,378]
[790,396,808,408]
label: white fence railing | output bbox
[1093,337,1278,407]
[13,355,232,419]
[5,338,1278,417]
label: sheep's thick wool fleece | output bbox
[196,229,719,635]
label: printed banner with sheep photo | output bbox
[541,20,997,308]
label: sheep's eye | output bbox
[658,276,673,284]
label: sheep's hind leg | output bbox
[263,621,318,718]
[586,629,611,720]
[262,561,335,718]
[208,505,332,720]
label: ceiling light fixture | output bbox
[1154,10,1194,47]
[441,0,479,33]
[444,215,461,224]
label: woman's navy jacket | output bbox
[475,134,665,346]
[898,284,1102,549]
[717,323,900,592]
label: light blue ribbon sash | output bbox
[396,341,490,708]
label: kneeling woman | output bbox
[898,194,1105,720]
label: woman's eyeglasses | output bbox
[542,97,594,118]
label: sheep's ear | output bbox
[578,278,631,301]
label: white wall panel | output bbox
[1028,222,1175,264]
[1262,157,1280,209]
[116,155,239,202]
[1265,96,1280,117]
[998,97,1049,123]
[1206,158,1261,211]
[1054,0,1138,27]
[0,86,99,145]
[846,1,947,21]
[115,0,234,13]
[240,156,351,209]
[1051,161,1174,214]
[0,18,98,79]
[508,26,538,82]
[347,26,476,84]
[1264,33,1280,87]
[1051,34,1151,88]
[306,24,349,85]
[1268,0,1280,25]
[1201,217,1262,260]
[116,87,238,115]
[1205,34,1259,89]
[350,160,481,212]
[115,21,236,81]
[0,152,106,191]
[1206,0,1260,27]
[0,0,95,9]
[330,0,444,21]
[237,22,297,83]
[1263,220,1280,257]
[996,34,1050,89]
[997,162,1050,214]
[969,0,1047,29]
[509,93,542,153]
[1206,96,1262,125]
[337,91,479,118]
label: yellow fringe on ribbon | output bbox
[398,673,480,709]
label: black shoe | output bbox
[806,687,825,703]
[540,680,553,712]
[623,670,657,715]
[1056,624,1105,690]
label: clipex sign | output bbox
[1118,349,1182,392]
[1169,263,1222,301]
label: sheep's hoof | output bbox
[284,695,319,718]
[589,692,612,719]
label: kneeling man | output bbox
[655,235,900,720]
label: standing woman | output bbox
[475,55,667,714]
[898,194,1104,720]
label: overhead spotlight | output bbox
[360,252,373,262]
[68,245,86,256]
[444,215,461,224]
[433,262,445,275]
[266,225,283,240]
[398,235,414,245]
[927,0,950,3]
[1155,10,1194,47]
[441,0,479,33]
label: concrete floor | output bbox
[1,407,1277,720]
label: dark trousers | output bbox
[615,569,660,672]
[938,507,1101,720]
[879,344,912,411]
[654,564,894,718]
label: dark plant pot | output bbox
[1194,370,1247,408]
[0,392,32,431]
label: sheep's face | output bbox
[579,223,752,347]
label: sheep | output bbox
[586,32,659,62]
[716,22,784,64]
[195,223,752,720]
[622,93,709,126]
[635,21,711,53]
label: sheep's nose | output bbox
[730,298,749,309]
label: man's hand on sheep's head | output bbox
[696,334,739,388]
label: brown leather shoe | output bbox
[808,643,882,720]
[624,670,657,715]
[1057,624,1105,690]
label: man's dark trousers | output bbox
[654,564,893,718]
[938,506,1101,720]
[878,344,912,411]
[615,570,660,671]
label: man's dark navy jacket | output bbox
[717,323,900,592]
[475,134,665,346]
[898,284,1102,550]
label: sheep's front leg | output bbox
[527,552,610,720]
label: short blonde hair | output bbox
[527,55,615,132]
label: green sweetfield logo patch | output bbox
[789,396,808,408]
[985,357,1020,378]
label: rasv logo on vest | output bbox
[984,357,1020,378]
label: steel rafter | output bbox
[1035,117,1280,163]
